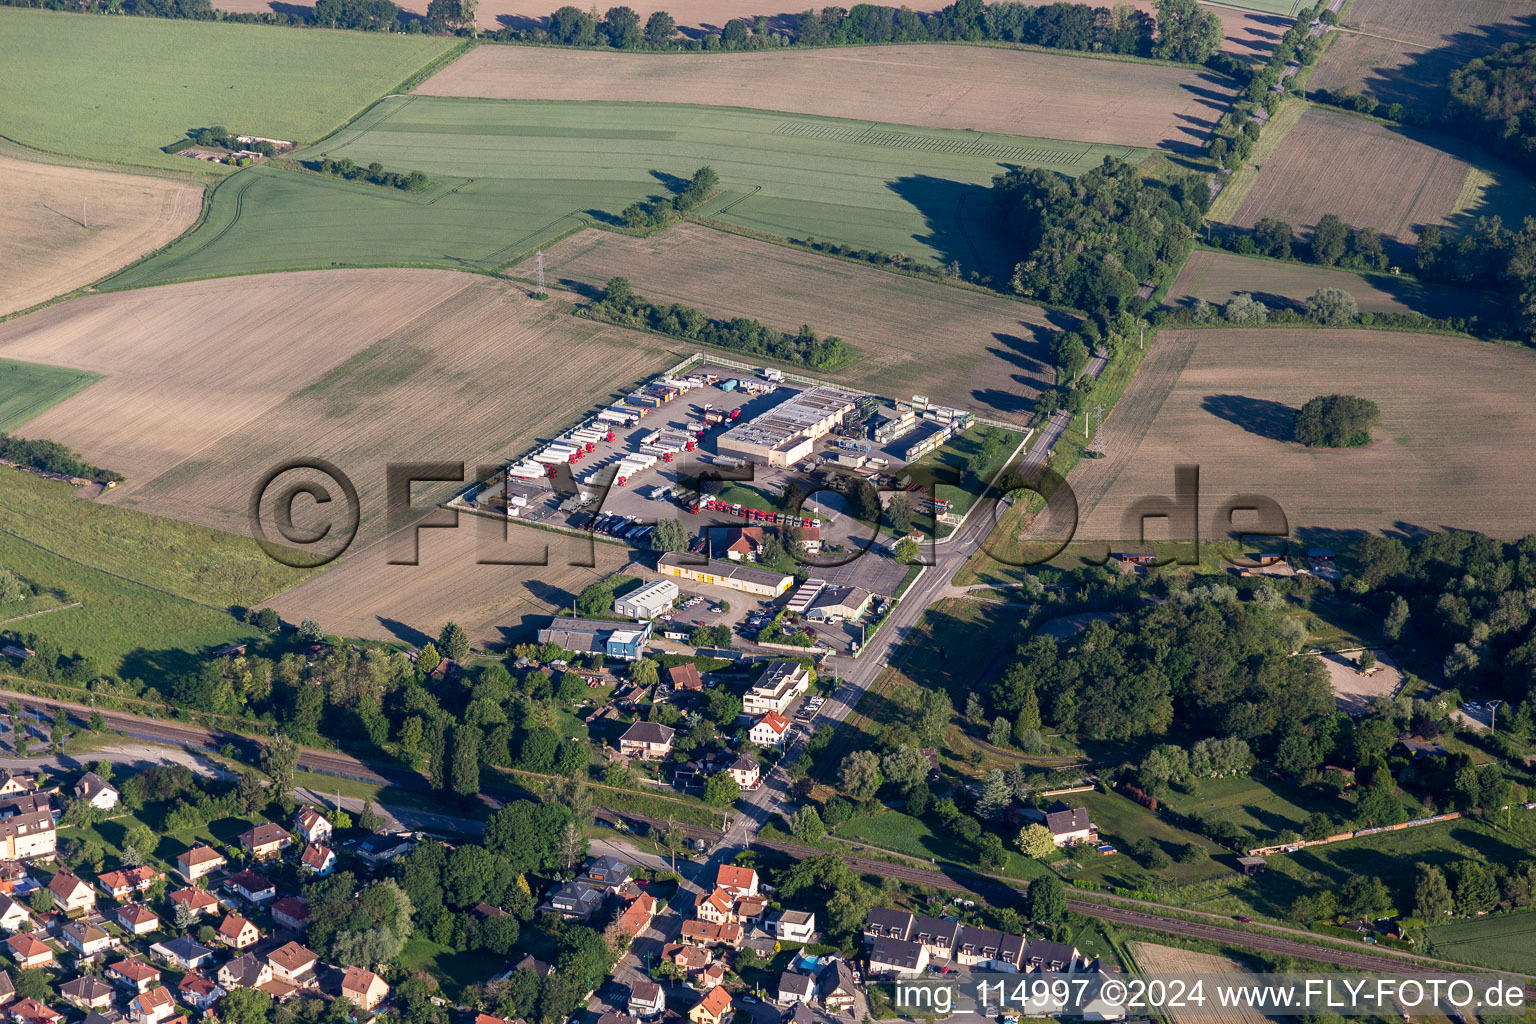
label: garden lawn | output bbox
[836,809,1050,881]
[1156,774,1350,844]
[105,95,1149,289]
[399,935,510,1001]
[0,8,458,173]
[1065,791,1232,888]
[0,359,100,432]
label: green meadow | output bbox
[0,359,100,432]
[0,8,458,173]
[104,95,1148,289]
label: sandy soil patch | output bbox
[516,224,1061,425]
[1318,648,1404,714]
[418,44,1237,151]
[0,154,201,317]
[1077,328,1536,544]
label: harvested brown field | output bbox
[1309,0,1536,116]
[514,224,1063,425]
[1167,250,1499,321]
[1078,328,1536,543]
[262,519,633,648]
[0,269,681,545]
[1129,943,1276,1024]
[1226,106,1536,252]
[418,44,1238,151]
[0,153,201,317]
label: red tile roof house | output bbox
[265,941,318,985]
[47,870,95,915]
[217,913,260,950]
[225,870,277,904]
[270,897,308,932]
[177,973,224,1012]
[341,966,390,1012]
[107,959,163,993]
[299,844,335,876]
[8,999,61,1024]
[98,866,162,902]
[114,903,160,936]
[169,887,220,919]
[174,845,226,884]
[714,865,758,898]
[130,984,176,1024]
[4,935,51,969]
[293,808,333,845]
[238,823,292,860]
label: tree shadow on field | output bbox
[1201,394,1294,442]
[1356,11,1536,122]
[885,175,1005,281]
[494,12,543,30]
[376,617,431,647]
[121,647,206,692]
[648,169,689,194]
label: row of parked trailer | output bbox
[687,496,815,527]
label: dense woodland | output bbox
[991,156,1204,315]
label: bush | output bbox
[1293,394,1380,447]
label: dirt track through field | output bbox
[1078,328,1536,543]
[418,44,1237,151]
[0,154,201,317]
[515,224,1061,425]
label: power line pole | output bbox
[535,250,545,296]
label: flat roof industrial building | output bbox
[716,385,861,467]
[657,553,793,597]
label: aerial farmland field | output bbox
[1308,0,1536,117]
[0,359,100,434]
[417,44,1238,150]
[0,8,458,174]
[104,96,1150,290]
[0,269,681,545]
[1225,105,1536,253]
[1167,250,1500,322]
[514,224,1063,425]
[0,153,203,317]
[1076,328,1536,543]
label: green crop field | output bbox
[0,8,458,173]
[0,359,100,432]
[105,95,1149,289]
[1426,911,1536,974]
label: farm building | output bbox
[717,385,860,467]
[537,617,653,660]
[657,553,792,597]
[613,579,678,619]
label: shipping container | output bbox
[719,379,738,392]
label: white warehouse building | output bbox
[614,580,679,620]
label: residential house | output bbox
[355,834,416,866]
[742,662,809,716]
[0,775,34,799]
[168,888,219,919]
[1022,940,1083,973]
[776,972,815,1006]
[748,712,790,748]
[4,934,51,969]
[540,881,602,921]
[48,870,95,914]
[660,944,713,972]
[0,862,27,895]
[765,910,815,944]
[107,960,162,994]
[113,904,159,937]
[868,936,928,976]
[74,773,119,811]
[817,960,856,1013]
[954,929,1025,971]
[238,823,292,860]
[293,808,333,845]
[0,802,55,861]
[79,1011,121,1024]
[59,978,115,1012]
[717,526,765,562]
[578,856,633,893]
[299,844,335,876]
[714,865,758,898]
[217,913,260,950]
[1040,805,1096,846]
[782,1004,814,1024]
[679,920,742,948]
[618,722,675,760]
[271,897,307,932]
[177,974,223,1013]
[225,870,277,903]
[513,954,555,978]
[909,915,960,961]
[130,984,176,1024]
[265,942,317,985]
[217,954,271,991]
[689,986,732,1024]
[724,755,759,790]
[628,981,665,1019]
[148,938,213,972]
[8,1000,61,1024]
[98,866,161,902]
[667,664,704,694]
[694,889,733,925]
[732,895,766,926]
[0,972,12,1010]
[614,893,658,938]
[695,964,726,990]
[0,894,30,933]
[174,845,226,884]
[341,966,390,1012]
